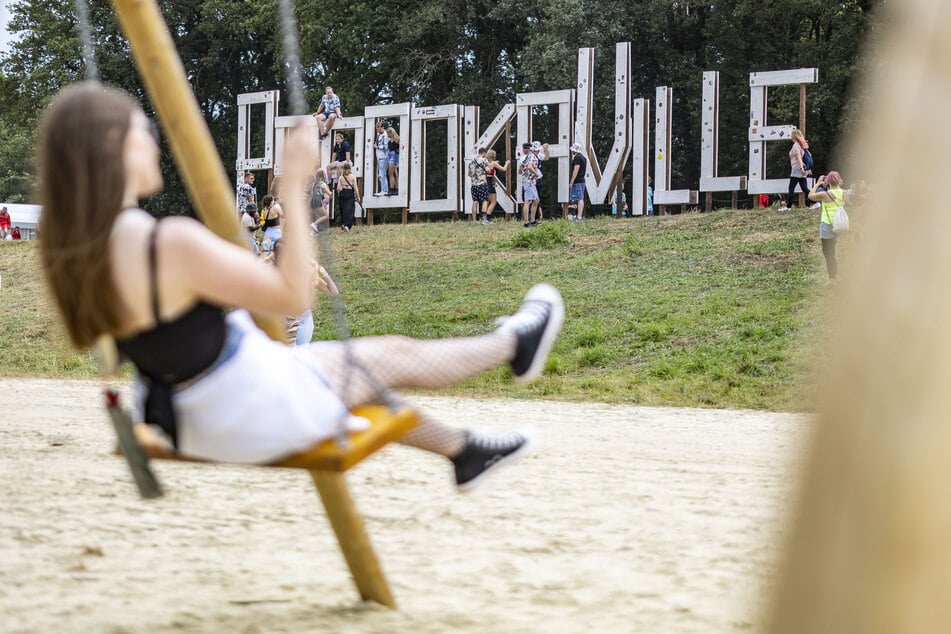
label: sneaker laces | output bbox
[469,430,525,453]
[496,298,550,334]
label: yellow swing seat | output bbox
[123,405,419,608]
[131,405,419,472]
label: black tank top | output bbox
[262,206,280,228]
[115,218,226,445]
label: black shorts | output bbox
[471,183,490,202]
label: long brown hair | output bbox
[37,82,138,349]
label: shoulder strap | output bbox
[147,219,162,323]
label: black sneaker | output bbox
[452,428,536,492]
[497,284,564,384]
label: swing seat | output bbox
[130,405,419,471]
[123,404,418,608]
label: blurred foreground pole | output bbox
[767,1,951,632]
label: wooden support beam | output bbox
[311,471,396,607]
[109,0,285,344]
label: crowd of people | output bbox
[235,89,867,286]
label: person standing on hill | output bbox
[484,149,509,220]
[236,171,256,214]
[809,171,845,285]
[374,122,389,196]
[568,143,587,220]
[780,129,810,211]
[0,206,11,239]
[518,142,540,227]
[385,127,400,196]
[469,147,491,224]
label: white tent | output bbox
[1,203,41,240]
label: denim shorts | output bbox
[570,182,586,202]
[522,181,539,201]
[388,151,399,166]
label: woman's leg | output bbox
[797,177,809,197]
[486,191,497,216]
[787,177,798,208]
[821,237,838,280]
[308,284,563,459]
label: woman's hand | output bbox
[282,125,317,182]
[314,265,339,296]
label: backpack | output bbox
[830,192,849,233]
[802,147,814,171]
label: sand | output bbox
[0,378,811,633]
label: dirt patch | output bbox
[0,378,811,633]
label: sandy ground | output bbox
[0,378,812,633]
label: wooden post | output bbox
[110,0,285,343]
[799,83,807,208]
[311,471,396,608]
[731,190,738,210]
[505,120,512,196]
[768,3,951,631]
[705,192,713,212]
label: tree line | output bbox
[0,0,882,213]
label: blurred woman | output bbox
[36,82,561,487]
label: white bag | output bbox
[832,205,850,233]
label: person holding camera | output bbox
[809,171,845,285]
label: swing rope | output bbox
[274,0,400,421]
[73,0,164,497]
[73,0,99,81]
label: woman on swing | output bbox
[37,82,564,491]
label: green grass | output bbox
[0,209,838,410]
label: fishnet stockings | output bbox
[309,332,516,456]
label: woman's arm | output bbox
[807,176,835,203]
[169,126,315,316]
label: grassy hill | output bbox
[0,209,837,411]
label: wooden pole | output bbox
[768,2,951,631]
[109,0,285,343]
[311,471,396,608]
[799,83,808,208]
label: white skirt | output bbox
[137,310,349,464]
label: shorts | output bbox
[471,183,490,202]
[317,111,337,120]
[570,182,586,202]
[522,181,539,201]
[154,311,349,464]
[388,151,399,166]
